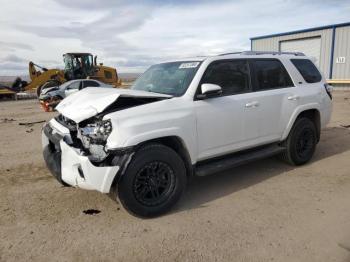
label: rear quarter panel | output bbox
[280,61,331,140]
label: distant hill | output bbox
[119,73,141,82]
[0,73,140,84]
[0,75,30,83]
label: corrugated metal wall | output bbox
[251,29,333,78]
[332,26,350,79]
[280,37,322,66]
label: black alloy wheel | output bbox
[279,117,317,166]
[133,161,176,207]
[296,128,315,159]
[117,143,187,218]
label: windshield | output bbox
[131,61,201,96]
[81,55,93,69]
[63,55,73,71]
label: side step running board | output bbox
[195,144,285,177]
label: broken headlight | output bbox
[79,119,112,144]
[77,119,113,162]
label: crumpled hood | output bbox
[41,86,59,95]
[56,87,171,123]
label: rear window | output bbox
[291,59,322,83]
[249,59,294,91]
[83,80,100,88]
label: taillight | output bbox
[324,83,333,100]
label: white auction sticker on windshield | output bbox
[179,62,200,69]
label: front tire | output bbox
[117,143,187,218]
[280,117,317,166]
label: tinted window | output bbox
[201,60,250,96]
[83,80,100,88]
[67,81,80,90]
[291,59,322,83]
[250,59,293,91]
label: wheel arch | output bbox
[109,135,193,195]
[282,106,321,142]
[136,136,194,179]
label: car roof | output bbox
[59,79,83,88]
[165,51,308,63]
[64,79,101,84]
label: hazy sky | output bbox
[0,0,349,75]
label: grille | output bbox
[55,114,82,147]
[55,114,76,131]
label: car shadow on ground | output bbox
[173,126,350,213]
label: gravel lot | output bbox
[1,92,350,262]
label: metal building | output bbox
[250,22,350,87]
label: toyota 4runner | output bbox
[42,51,333,217]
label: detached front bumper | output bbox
[42,119,120,193]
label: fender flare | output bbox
[112,127,196,164]
[281,103,321,141]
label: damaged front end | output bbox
[42,87,171,192]
[67,114,133,167]
[42,114,133,193]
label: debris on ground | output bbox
[82,209,101,215]
[340,124,350,128]
[0,118,16,123]
[18,120,46,127]
[26,128,34,133]
[338,243,350,252]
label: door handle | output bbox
[245,101,259,108]
[287,95,299,101]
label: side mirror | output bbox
[197,83,222,100]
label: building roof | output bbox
[250,22,350,41]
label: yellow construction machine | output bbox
[13,52,121,96]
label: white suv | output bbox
[42,51,333,217]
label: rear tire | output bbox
[117,143,187,218]
[280,117,317,166]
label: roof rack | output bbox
[242,51,305,56]
[218,52,242,56]
[219,51,305,56]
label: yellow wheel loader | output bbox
[13,53,122,96]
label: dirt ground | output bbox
[0,92,350,262]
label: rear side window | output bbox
[201,60,250,96]
[67,81,81,90]
[83,80,100,88]
[250,59,294,91]
[291,59,322,83]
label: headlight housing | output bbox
[79,119,112,144]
